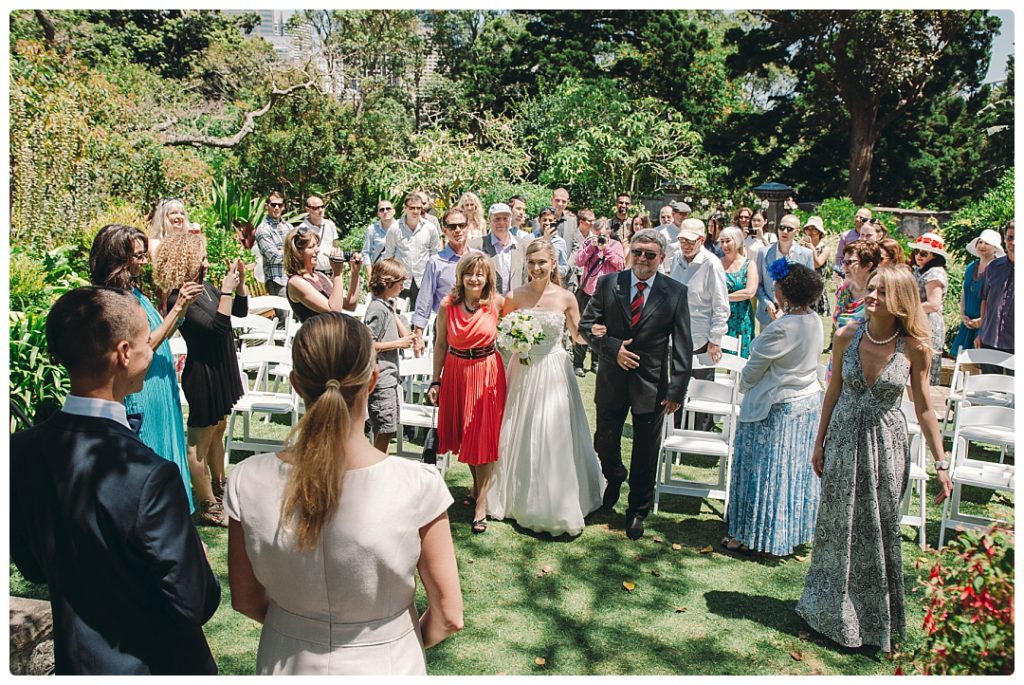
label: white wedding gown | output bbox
[487,308,605,536]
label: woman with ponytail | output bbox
[225,313,463,674]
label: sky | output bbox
[987,10,1014,84]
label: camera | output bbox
[597,235,607,246]
[330,239,354,263]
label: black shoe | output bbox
[574,367,586,378]
[602,478,624,511]
[625,512,645,540]
[590,362,599,374]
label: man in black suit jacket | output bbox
[9,286,221,675]
[580,228,693,539]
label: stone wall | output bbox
[10,597,54,675]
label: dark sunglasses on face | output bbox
[444,221,467,230]
[378,207,394,212]
[307,204,324,210]
[631,248,659,260]
[778,225,797,232]
[268,201,285,208]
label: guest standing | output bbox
[949,228,1003,358]
[719,227,758,357]
[10,287,220,675]
[226,313,462,674]
[254,191,292,298]
[384,193,443,305]
[427,254,507,533]
[878,238,909,268]
[573,217,625,376]
[975,219,1015,359]
[723,262,823,556]
[755,214,813,326]
[799,216,832,316]
[704,213,726,258]
[148,197,196,260]
[911,232,950,384]
[456,191,487,241]
[284,227,361,323]
[89,224,203,513]
[744,210,776,260]
[361,199,399,281]
[797,266,953,652]
[154,232,248,527]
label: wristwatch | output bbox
[934,460,950,471]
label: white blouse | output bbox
[738,312,823,422]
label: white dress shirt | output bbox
[668,247,730,349]
[659,223,681,272]
[299,216,340,272]
[383,218,442,288]
[738,313,823,423]
[62,394,131,429]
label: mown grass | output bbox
[10,369,1012,675]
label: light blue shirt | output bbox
[361,220,392,266]
[755,243,815,325]
[412,245,483,328]
[62,394,130,429]
[629,271,656,307]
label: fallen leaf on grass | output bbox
[671,543,682,551]
[795,555,808,562]
[534,657,546,667]
[623,581,636,591]
[652,536,663,543]
[541,564,553,574]
[698,545,714,554]
[467,559,475,564]
[674,607,687,613]
[634,554,644,561]
[651,569,661,577]
[790,651,803,662]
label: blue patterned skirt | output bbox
[727,393,822,555]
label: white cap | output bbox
[488,202,512,217]
[678,218,706,241]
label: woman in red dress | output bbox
[427,254,506,533]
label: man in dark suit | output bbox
[580,228,693,540]
[9,286,221,674]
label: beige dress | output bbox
[224,454,453,675]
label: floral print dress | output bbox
[725,258,755,358]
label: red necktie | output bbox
[631,282,646,328]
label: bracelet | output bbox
[220,291,233,296]
[934,460,950,471]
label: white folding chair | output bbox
[937,405,1015,548]
[247,295,295,343]
[232,314,278,354]
[899,401,929,548]
[350,302,369,320]
[393,356,450,475]
[720,334,741,357]
[168,335,189,407]
[654,369,741,514]
[943,349,1014,435]
[224,348,299,466]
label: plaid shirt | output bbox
[255,216,291,286]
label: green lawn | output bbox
[10,371,1013,675]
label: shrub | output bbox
[895,525,1014,675]
[943,168,1014,261]
[10,311,70,432]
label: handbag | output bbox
[421,404,439,465]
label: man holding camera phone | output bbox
[572,215,625,377]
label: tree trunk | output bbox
[846,105,880,205]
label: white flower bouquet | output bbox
[497,311,546,366]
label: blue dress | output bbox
[949,260,983,358]
[124,289,194,513]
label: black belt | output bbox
[448,343,496,360]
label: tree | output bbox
[724,10,1000,203]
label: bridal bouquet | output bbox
[497,311,546,365]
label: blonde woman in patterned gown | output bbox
[796,266,952,652]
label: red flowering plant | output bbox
[894,524,1014,675]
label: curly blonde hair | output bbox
[153,231,206,292]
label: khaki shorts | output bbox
[368,385,400,435]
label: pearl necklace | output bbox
[864,324,899,345]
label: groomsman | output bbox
[10,287,221,674]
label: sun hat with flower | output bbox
[912,232,949,260]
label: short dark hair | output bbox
[90,224,147,290]
[507,195,526,206]
[47,286,143,376]
[777,263,824,309]
[268,190,284,202]
[442,208,466,226]
[1005,218,1015,237]
[617,192,632,201]
[844,239,883,270]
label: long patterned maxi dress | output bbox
[796,327,911,652]
[725,259,755,358]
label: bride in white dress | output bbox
[487,239,605,536]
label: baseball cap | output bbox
[678,218,706,241]
[488,202,512,217]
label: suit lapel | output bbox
[616,270,632,322]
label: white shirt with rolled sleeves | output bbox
[383,218,442,289]
[737,313,823,423]
[668,246,730,350]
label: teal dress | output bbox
[725,259,755,357]
[124,289,194,513]
[949,260,983,358]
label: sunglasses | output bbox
[307,204,324,210]
[378,207,394,212]
[631,248,659,260]
[778,225,797,232]
[842,259,861,267]
[444,221,467,229]
[268,201,285,208]
[405,205,424,211]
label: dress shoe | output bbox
[574,367,586,378]
[590,361,599,374]
[625,512,645,540]
[602,478,624,510]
